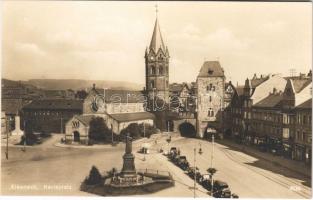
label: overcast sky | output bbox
[2,1,312,85]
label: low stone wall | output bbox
[81,172,174,196]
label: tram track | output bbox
[219,146,311,198]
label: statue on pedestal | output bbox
[120,134,136,178]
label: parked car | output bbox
[187,167,201,181]
[138,147,149,154]
[231,193,239,198]
[170,147,177,155]
[174,156,189,170]
[212,180,230,198]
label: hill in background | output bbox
[3,78,144,91]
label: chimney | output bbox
[273,87,277,94]
[93,83,96,89]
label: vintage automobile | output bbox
[169,147,178,159]
[176,156,189,170]
[231,193,239,198]
[138,147,149,154]
[187,167,201,181]
[212,180,230,198]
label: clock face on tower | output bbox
[150,56,154,61]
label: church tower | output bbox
[145,13,170,104]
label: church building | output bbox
[144,16,170,105]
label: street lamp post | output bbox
[143,123,146,161]
[191,143,203,198]
[193,148,196,198]
[210,134,215,196]
[111,125,114,145]
[22,120,26,152]
[5,117,10,160]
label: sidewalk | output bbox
[217,139,311,178]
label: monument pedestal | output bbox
[120,135,137,178]
[11,116,24,136]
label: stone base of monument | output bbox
[80,169,175,196]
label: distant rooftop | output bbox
[197,61,224,77]
[23,99,83,110]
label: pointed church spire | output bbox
[149,6,166,54]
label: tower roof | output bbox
[149,18,166,53]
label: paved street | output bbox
[1,133,311,198]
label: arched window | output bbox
[159,66,163,75]
[150,80,155,88]
[208,108,214,117]
[151,66,156,75]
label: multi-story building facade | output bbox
[230,74,287,142]
[196,61,225,138]
[22,99,83,133]
[293,98,312,165]
[229,72,312,162]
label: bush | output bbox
[120,123,141,140]
[139,123,158,138]
[120,123,158,141]
[178,122,196,138]
[84,166,103,185]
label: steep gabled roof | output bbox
[295,98,312,110]
[251,76,269,88]
[291,79,311,93]
[149,18,166,54]
[253,94,283,108]
[23,99,83,110]
[74,115,97,126]
[104,89,144,103]
[108,112,155,123]
[197,61,224,77]
[235,86,245,96]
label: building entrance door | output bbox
[73,131,80,142]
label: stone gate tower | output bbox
[145,16,170,105]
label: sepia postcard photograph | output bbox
[1,0,312,199]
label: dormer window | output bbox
[208,69,213,75]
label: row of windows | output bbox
[150,80,169,89]
[297,114,312,125]
[295,131,312,144]
[252,112,281,122]
[24,111,75,117]
[250,123,281,135]
[208,108,214,117]
[150,65,167,75]
[232,108,242,115]
[206,84,216,92]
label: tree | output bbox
[84,166,102,185]
[120,123,159,141]
[75,90,88,100]
[89,117,110,142]
[120,123,141,140]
